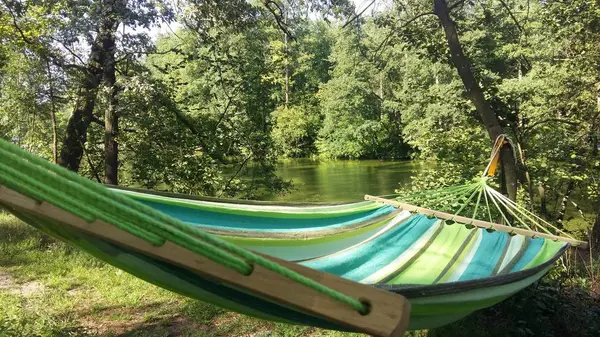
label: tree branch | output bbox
[523,118,579,133]
[172,108,226,164]
[263,0,295,41]
[219,153,253,197]
[497,0,524,33]
[90,114,104,126]
[49,36,87,66]
[342,0,376,28]
[1,0,35,44]
[448,0,467,11]
[373,0,465,59]
[2,1,91,75]
[373,11,436,57]
[116,46,182,63]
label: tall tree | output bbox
[432,0,518,200]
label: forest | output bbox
[0,0,596,204]
[1,0,600,335]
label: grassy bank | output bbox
[1,213,599,337]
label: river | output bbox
[263,159,427,202]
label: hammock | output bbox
[0,138,585,336]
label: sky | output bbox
[147,0,390,41]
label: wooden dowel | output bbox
[365,195,588,248]
[0,186,411,337]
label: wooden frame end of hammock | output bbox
[0,186,411,337]
[365,194,588,248]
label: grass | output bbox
[1,212,600,337]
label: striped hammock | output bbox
[0,138,583,335]
[113,186,570,330]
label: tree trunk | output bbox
[103,20,119,185]
[556,180,574,230]
[591,213,600,253]
[58,39,105,171]
[380,73,384,98]
[433,0,518,201]
[57,0,123,174]
[593,87,600,157]
[538,183,547,216]
[283,11,290,107]
[46,61,58,164]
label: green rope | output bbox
[453,184,483,218]
[0,139,369,314]
[483,187,494,223]
[472,186,483,220]
[409,183,478,208]
[486,187,556,235]
[486,187,570,236]
[484,188,514,228]
[402,183,474,200]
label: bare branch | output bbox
[497,0,524,33]
[49,37,87,66]
[263,0,295,41]
[523,118,580,133]
[219,153,253,197]
[342,0,376,29]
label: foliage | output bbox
[271,105,321,157]
[0,0,598,211]
[317,73,384,159]
[0,48,61,159]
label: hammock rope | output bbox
[393,135,576,240]
[0,139,370,315]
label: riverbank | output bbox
[2,212,599,337]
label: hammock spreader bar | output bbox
[0,138,411,337]
[364,195,588,247]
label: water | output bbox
[264,159,427,202]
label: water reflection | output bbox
[264,159,427,202]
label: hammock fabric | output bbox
[0,138,573,333]
[114,187,568,330]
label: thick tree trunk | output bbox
[58,40,104,171]
[433,0,518,201]
[58,0,124,174]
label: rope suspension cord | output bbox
[384,133,583,243]
[0,139,370,315]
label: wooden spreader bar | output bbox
[365,195,588,248]
[0,186,411,337]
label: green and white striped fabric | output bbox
[112,186,567,330]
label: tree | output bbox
[1,0,172,186]
[431,0,518,200]
[317,27,385,159]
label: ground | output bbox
[1,212,600,337]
